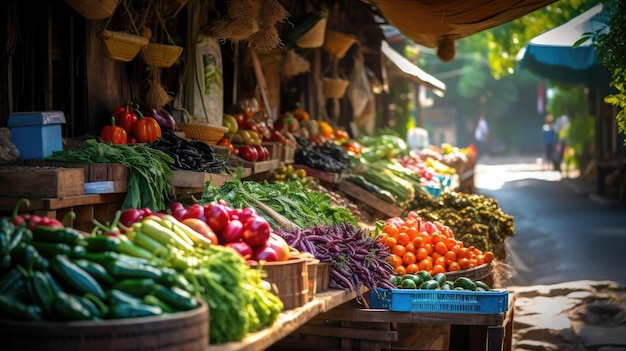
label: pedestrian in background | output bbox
[474,114,489,158]
[554,115,570,173]
[541,114,558,170]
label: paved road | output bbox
[473,155,626,286]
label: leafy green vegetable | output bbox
[45,139,174,211]
[200,178,358,229]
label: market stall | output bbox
[0,1,530,350]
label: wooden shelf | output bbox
[338,180,404,218]
[209,289,365,351]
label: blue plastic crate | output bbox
[424,185,441,199]
[369,288,509,314]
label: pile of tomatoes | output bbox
[378,211,494,276]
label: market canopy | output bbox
[517,3,613,92]
[376,0,558,48]
[381,40,446,97]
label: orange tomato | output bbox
[418,259,433,271]
[383,237,397,248]
[402,252,417,266]
[434,241,448,255]
[458,257,471,270]
[388,254,403,268]
[476,254,485,265]
[423,243,434,256]
[406,263,420,274]
[412,235,425,248]
[445,237,459,250]
[444,251,457,266]
[448,262,460,271]
[397,232,410,246]
[405,226,419,240]
[458,247,471,259]
[431,232,445,245]
[404,243,416,254]
[484,251,495,263]
[432,264,446,275]
[416,247,429,261]
[394,265,406,275]
[391,245,406,257]
[434,256,446,267]
[383,224,399,238]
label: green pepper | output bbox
[31,270,55,316]
[53,291,93,320]
[75,294,102,318]
[158,267,194,292]
[81,251,153,268]
[105,259,163,280]
[83,293,109,317]
[0,294,42,321]
[32,226,82,245]
[43,271,63,294]
[106,302,162,319]
[151,284,198,311]
[117,235,155,260]
[84,236,121,253]
[0,220,11,257]
[50,255,106,300]
[9,226,32,252]
[11,242,48,271]
[0,267,25,295]
[70,244,87,258]
[30,241,72,258]
[142,294,174,313]
[113,278,156,297]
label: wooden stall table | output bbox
[275,292,516,351]
[209,289,366,351]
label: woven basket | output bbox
[65,0,118,20]
[250,257,308,311]
[323,30,356,59]
[181,123,228,145]
[444,262,492,283]
[0,300,208,351]
[296,18,327,48]
[140,43,183,68]
[100,30,149,62]
[322,77,350,98]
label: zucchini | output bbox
[50,255,106,300]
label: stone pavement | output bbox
[509,280,626,350]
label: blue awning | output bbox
[517,4,613,91]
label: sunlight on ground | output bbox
[474,156,580,190]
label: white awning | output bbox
[381,41,446,97]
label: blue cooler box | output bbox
[8,111,66,159]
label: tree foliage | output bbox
[580,0,626,137]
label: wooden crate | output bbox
[338,180,404,218]
[25,161,128,193]
[227,156,280,174]
[294,165,343,184]
[166,171,233,195]
[281,145,296,164]
[263,142,283,160]
[0,166,84,198]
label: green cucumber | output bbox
[453,277,477,291]
[419,280,440,290]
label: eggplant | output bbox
[139,103,177,130]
